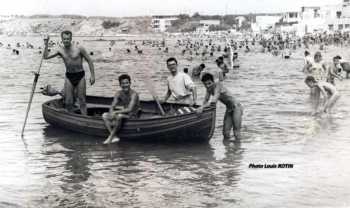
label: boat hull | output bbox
[42,96,216,142]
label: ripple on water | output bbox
[1,37,350,207]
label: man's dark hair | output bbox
[61,30,73,38]
[314,51,322,58]
[215,56,224,64]
[166,57,177,65]
[333,55,342,60]
[200,63,205,69]
[201,73,214,82]
[304,50,310,56]
[119,74,131,83]
[305,76,316,83]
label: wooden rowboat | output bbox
[42,96,216,142]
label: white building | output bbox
[323,1,350,32]
[196,19,221,33]
[282,12,300,23]
[199,20,220,26]
[342,0,350,17]
[275,12,301,34]
[294,1,350,35]
[299,6,325,33]
[151,15,178,32]
[251,15,282,32]
[275,1,350,36]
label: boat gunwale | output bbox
[42,96,216,122]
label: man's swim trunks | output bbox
[66,71,85,87]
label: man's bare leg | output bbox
[77,77,87,115]
[103,114,129,144]
[102,112,113,133]
[233,105,243,140]
[310,88,321,115]
[64,78,74,112]
[223,110,233,140]
[324,94,340,113]
[104,114,122,144]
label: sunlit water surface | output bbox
[1,36,350,208]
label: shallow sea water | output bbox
[1,36,350,208]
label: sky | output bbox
[0,0,343,17]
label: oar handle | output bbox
[153,95,165,116]
[21,37,45,136]
[21,72,40,136]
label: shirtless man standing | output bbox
[43,30,95,115]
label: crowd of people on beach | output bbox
[13,28,350,143]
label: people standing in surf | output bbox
[305,51,328,85]
[196,73,243,141]
[304,51,328,112]
[305,76,340,115]
[43,30,95,115]
[302,50,312,74]
[327,56,343,85]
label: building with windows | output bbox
[151,15,178,32]
[277,0,350,36]
[196,19,221,33]
[276,12,302,33]
[251,15,282,32]
[324,1,350,32]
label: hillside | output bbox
[0,15,153,36]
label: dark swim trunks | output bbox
[66,71,85,87]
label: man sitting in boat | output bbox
[196,73,243,141]
[102,74,140,144]
[162,57,197,106]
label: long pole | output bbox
[21,49,45,136]
[144,72,166,116]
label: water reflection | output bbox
[41,126,92,207]
[40,125,245,207]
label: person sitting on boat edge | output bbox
[196,73,243,141]
[43,30,95,115]
[102,74,140,144]
[162,57,197,106]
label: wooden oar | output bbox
[144,72,165,116]
[21,43,45,136]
